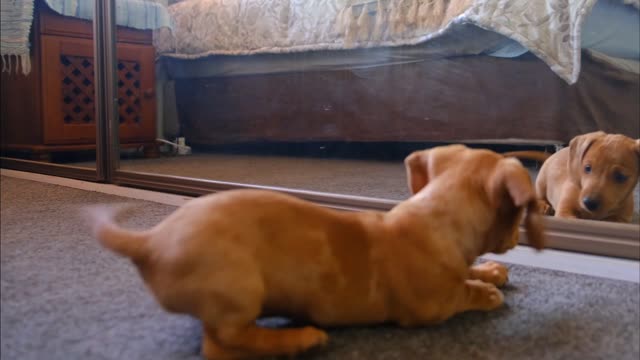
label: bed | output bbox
[154,0,639,146]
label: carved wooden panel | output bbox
[60,54,95,124]
[40,35,155,144]
[117,60,142,125]
[60,55,143,125]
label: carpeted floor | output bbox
[115,152,639,223]
[77,152,413,200]
[71,147,640,223]
[1,176,639,360]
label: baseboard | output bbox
[1,168,193,206]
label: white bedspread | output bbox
[155,0,615,84]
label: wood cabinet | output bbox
[1,1,157,160]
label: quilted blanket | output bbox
[0,0,34,75]
[155,0,609,84]
[1,0,171,75]
[43,0,172,31]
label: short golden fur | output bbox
[89,145,545,359]
[506,132,640,222]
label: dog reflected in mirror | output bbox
[505,131,640,222]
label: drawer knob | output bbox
[143,89,155,98]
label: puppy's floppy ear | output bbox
[487,158,546,250]
[404,150,430,195]
[568,131,606,183]
[487,158,534,208]
[523,201,545,251]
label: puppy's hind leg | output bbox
[212,324,328,359]
[203,325,327,360]
[202,329,249,360]
[200,276,328,358]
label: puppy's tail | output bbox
[524,200,545,251]
[503,151,552,164]
[84,204,150,261]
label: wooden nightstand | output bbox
[1,1,158,161]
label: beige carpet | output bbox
[116,152,638,222]
[119,153,411,199]
[70,150,640,222]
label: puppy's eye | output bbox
[584,165,592,174]
[613,171,628,184]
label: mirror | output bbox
[1,0,100,170]
[116,0,636,226]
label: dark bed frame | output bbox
[170,51,639,147]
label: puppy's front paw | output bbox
[471,261,509,287]
[485,284,505,310]
[465,280,505,311]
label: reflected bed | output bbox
[156,0,639,145]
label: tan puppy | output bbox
[505,132,640,222]
[89,145,545,360]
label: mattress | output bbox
[160,23,515,79]
[158,0,639,82]
[156,0,605,84]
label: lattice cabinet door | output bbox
[41,35,156,145]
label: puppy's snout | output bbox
[582,197,600,212]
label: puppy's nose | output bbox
[582,197,600,212]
